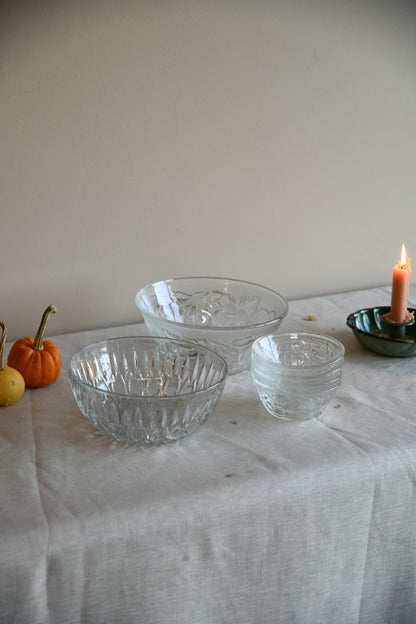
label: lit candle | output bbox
[389,244,412,323]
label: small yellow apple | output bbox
[0,365,25,406]
[0,320,25,407]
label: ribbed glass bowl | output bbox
[68,336,227,446]
[135,277,288,375]
[251,332,345,421]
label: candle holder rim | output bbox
[379,310,415,327]
[347,306,416,342]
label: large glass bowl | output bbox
[135,277,288,374]
[251,332,345,421]
[69,336,227,446]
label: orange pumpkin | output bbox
[8,305,61,388]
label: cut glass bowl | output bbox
[251,332,345,420]
[69,336,227,446]
[135,277,288,374]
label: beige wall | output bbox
[2,1,416,340]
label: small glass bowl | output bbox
[135,277,288,375]
[69,336,227,446]
[251,332,345,421]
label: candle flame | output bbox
[400,243,407,268]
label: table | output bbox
[2,287,416,624]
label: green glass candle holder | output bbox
[346,306,416,357]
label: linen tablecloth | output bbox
[1,286,416,624]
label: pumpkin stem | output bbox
[33,305,57,351]
[0,321,6,369]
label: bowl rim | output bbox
[251,331,345,368]
[68,335,228,399]
[135,276,289,331]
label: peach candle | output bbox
[390,244,412,323]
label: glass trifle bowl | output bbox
[135,277,288,374]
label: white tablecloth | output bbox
[1,287,416,624]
